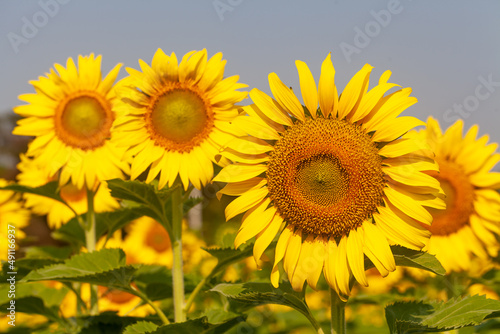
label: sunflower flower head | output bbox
[13,54,130,189]
[114,48,248,190]
[0,178,30,261]
[412,117,500,273]
[16,154,119,229]
[215,54,444,300]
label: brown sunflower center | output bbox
[295,155,348,207]
[425,159,475,236]
[267,118,385,238]
[99,286,135,304]
[60,183,87,203]
[145,86,214,153]
[145,222,171,253]
[55,92,113,150]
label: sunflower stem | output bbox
[330,288,346,334]
[85,187,99,315]
[131,284,170,325]
[184,267,213,314]
[172,184,186,322]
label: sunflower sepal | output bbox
[385,295,500,334]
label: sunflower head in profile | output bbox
[113,48,248,190]
[13,54,130,189]
[214,54,444,300]
[411,117,500,273]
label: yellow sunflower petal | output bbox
[249,89,294,126]
[338,64,373,120]
[268,72,306,122]
[318,53,338,118]
[213,163,267,183]
[254,211,282,262]
[225,186,269,221]
[296,60,318,118]
[284,229,303,275]
[346,228,368,287]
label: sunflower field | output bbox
[1,47,500,334]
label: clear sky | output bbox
[1,0,499,145]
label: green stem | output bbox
[85,188,98,315]
[172,185,186,322]
[131,285,170,325]
[330,288,347,334]
[184,274,210,314]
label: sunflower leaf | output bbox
[107,179,172,233]
[0,181,64,203]
[0,282,69,308]
[385,295,500,333]
[143,316,245,334]
[390,245,445,275]
[24,245,74,260]
[210,281,321,331]
[0,296,60,322]
[76,312,148,334]
[96,207,147,241]
[20,248,137,292]
[53,207,148,247]
[123,321,159,334]
[133,265,197,301]
[202,243,256,275]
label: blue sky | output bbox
[1,0,499,144]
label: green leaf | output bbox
[0,257,63,281]
[203,242,262,276]
[146,316,245,334]
[24,245,73,260]
[368,245,446,276]
[95,207,147,241]
[0,182,64,203]
[77,312,149,334]
[385,295,500,333]
[123,321,159,334]
[52,218,86,247]
[0,282,68,307]
[107,179,172,232]
[0,296,59,322]
[134,265,196,301]
[21,248,138,291]
[210,281,320,330]
[53,207,148,247]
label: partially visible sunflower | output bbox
[215,54,444,299]
[113,48,247,190]
[13,54,130,189]
[16,154,119,229]
[0,178,30,261]
[124,216,209,272]
[411,117,500,272]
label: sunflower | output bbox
[16,154,119,229]
[12,54,130,189]
[214,54,444,299]
[0,178,30,261]
[124,216,209,272]
[411,117,500,272]
[113,48,247,190]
